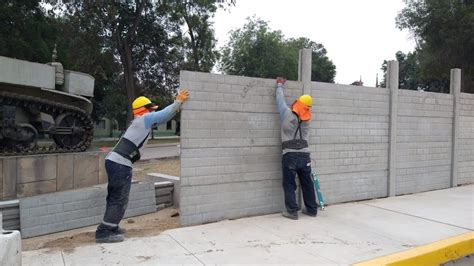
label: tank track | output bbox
[0,91,94,156]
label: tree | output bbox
[220,17,336,82]
[0,0,57,62]
[166,1,234,72]
[396,0,474,93]
[53,0,184,123]
[286,37,336,83]
[220,18,287,78]
[380,51,421,90]
[51,0,231,124]
[50,15,121,123]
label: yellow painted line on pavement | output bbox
[353,232,474,266]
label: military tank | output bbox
[0,54,95,155]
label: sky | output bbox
[211,0,416,87]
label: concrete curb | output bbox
[353,232,474,265]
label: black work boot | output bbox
[96,228,124,243]
[282,211,298,220]
[302,208,317,217]
[112,226,126,235]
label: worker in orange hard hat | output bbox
[96,89,189,243]
[275,77,317,220]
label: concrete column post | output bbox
[299,48,312,95]
[450,68,461,187]
[297,48,312,208]
[387,60,399,197]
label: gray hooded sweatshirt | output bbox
[276,84,311,154]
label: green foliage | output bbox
[220,17,336,82]
[0,0,57,62]
[380,51,421,90]
[286,37,336,83]
[101,89,129,130]
[166,0,223,72]
[396,0,474,93]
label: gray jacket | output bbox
[107,101,181,167]
[276,84,310,154]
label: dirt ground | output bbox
[22,157,181,252]
[133,157,180,180]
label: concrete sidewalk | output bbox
[22,185,473,265]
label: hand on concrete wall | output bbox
[176,89,190,103]
[276,77,286,86]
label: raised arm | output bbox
[275,77,291,122]
[143,89,189,129]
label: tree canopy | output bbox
[394,0,474,93]
[219,17,336,82]
[0,0,57,62]
[0,0,230,128]
[380,51,421,90]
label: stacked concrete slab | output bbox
[19,182,156,238]
[179,71,394,226]
[0,152,107,200]
[179,64,473,226]
[459,92,474,185]
[179,73,301,226]
[310,82,390,202]
[396,90,454,194]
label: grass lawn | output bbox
[92,138,179,148]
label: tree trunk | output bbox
[122,39,136,123]
[112,0,145,124]
[184,15,200,71]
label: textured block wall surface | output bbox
[180,71,472,226]
[180,71,391,226]
[396,90,453,195]
[19,182,155,238]
[310,82,390,203]
[459,93,474,185]
[180,71,303,226]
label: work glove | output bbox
[176,89,190,103]
[276,77,286,87]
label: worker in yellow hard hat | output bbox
[275,77,317,220]
[96,89,189,243]
[132,96,159,117]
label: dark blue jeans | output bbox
[282,152,317,215]
[97,160,133,231]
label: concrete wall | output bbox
[459,93,474,185]
[179,68,473,226]
[179,72,300,226]
[19,182,156,238]
[396,90,453,194]
[179,71,391,225]
[310,82,390,202]
[0,152,107,200]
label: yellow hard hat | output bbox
[132,96,153,110]
[298,95,312,107]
